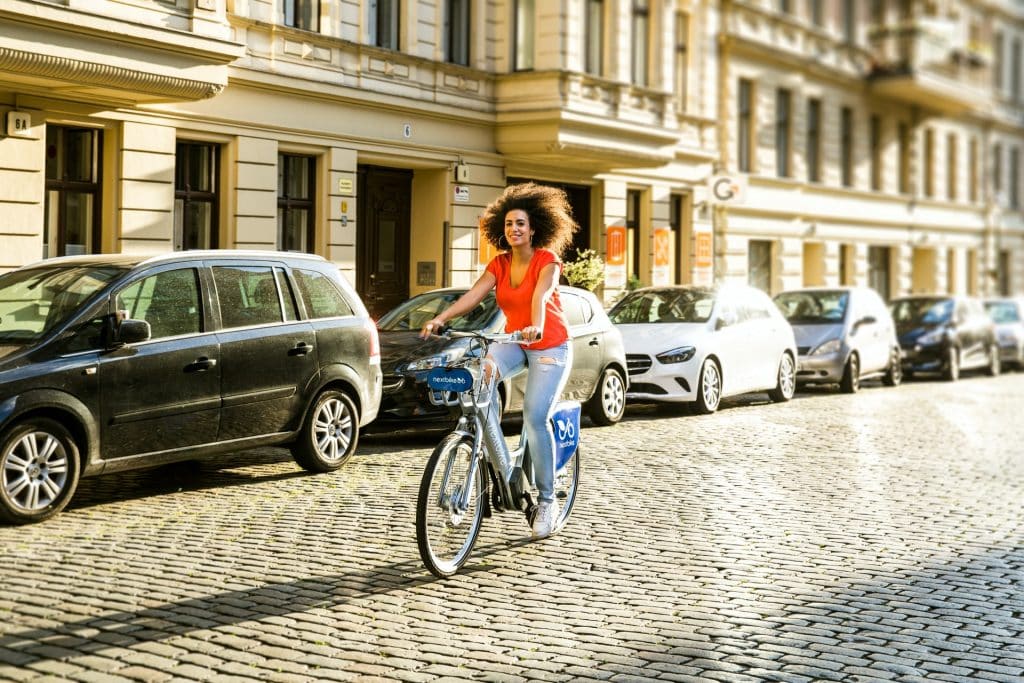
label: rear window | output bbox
[294,268,354,319]
[214,266,286,328]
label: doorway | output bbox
[506,178,591,259]
[357,166,412,318]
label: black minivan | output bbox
[0,251,381,524]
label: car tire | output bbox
[585,368,626,425]
[0,418,81,525]
[291,389,360,473]
[839,354,860,394]
[987,345,1001,377]
[882,347,903,387]
[693,359,722,415]
[943,347,960,382]
[768,353,796,403]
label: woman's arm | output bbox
[419,270,497,338]
[522,263,560,343]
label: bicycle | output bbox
[415,329,581,578]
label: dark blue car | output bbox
[891,295,1000,381]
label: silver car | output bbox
[774,286,902,393]
[984,297,1024,368]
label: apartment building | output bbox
[0,0,1020,311]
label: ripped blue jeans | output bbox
[487,341,572,503]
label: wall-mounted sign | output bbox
[6,111,35,138]
[454,185,470,203]
[605,225,627,289]
[652,226,672,286]
[337,178,353,195]
[707,174,747,205]
[695,231,713,269]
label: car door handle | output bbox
[589,338,600,346]
[187,356,217,372]
[289,342,315,356]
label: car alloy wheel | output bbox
[292,389,360,473]
[694,359,721,414]
[586,368,626,425]
[0,418,81,524]
[769,353,796,402]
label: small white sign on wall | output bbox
[454,185,470,203]
[6,111,36,138]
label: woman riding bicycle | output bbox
[420,182,578,539]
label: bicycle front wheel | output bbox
[416,433,486,578]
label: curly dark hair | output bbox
[480,182,579,257]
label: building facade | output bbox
[0,0,1020,311]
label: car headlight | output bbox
[998,329,1020,345]
[811,338,842,355]
[656,346,696,364]
[917,329,947,346]
[403,345,468,372]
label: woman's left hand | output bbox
[521,325,542,343]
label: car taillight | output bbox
[364,319,380,365]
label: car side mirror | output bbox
[107,315,151,348]
[716,311,738,329]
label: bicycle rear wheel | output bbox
[551,445,580,534]
[416,433,485,578]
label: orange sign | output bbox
[606,226,627,266]
[695,231,713,268]
[653,227,671,268]
[478,218,499,265]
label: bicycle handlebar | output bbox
[443,329,526,344]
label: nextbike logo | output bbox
[556,418,576,442]
[432,376,465,385]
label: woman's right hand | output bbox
[419,317,445,339]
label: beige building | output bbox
[0,0,1020,312]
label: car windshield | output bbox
[0,264,124,343]
[609,288,715,324]
[377,291,499,332]
[774,290,849,323]
[891,298,953,325]
[985,301,1021,324]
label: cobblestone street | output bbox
[1,373,1022,683]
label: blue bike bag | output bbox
[550,401,581,471]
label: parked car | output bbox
[984,297,1024,369]
[372,286,628,431]
[0,251,382,524]
[773,286,902,393]
[890,294,1000,381]
[609,284,797,414]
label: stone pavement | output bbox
[0,372,1022,683]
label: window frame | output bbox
[584,0,604,76]
[631,0,650,87]
[806,98,821,183]
[513,0,534,71]
[174,141,220,251]
[775,88,791,178]
[278,153,317,254]
[283,0,319,32]
[44,125,103,259]
[445,0,471,66]
[371,0,400,51]
[738,78,754,173]
[840,106,854,188]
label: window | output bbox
[870,115,882,191]
[748,240,773,293]
[1010,147,1020,209]
[561,291,593,327]
[946,133,957,201]
[969,137,978,202]
[116,269,202,340]
[898,122,910,194]
[738,79,754,173]
[843,0,856,43]
[626,190,642,283]
[670,193,690,284]
[675,11,689,109]
[445,0,470,65]
[513,0,534,71]
[923,128,934,198]
[295,268,354,318]
[840,106,854,187]
[631,0,650,86]
[44,126,102,259]
[584,0,604,76]
[807,98,821,182]
[998,251,1011,296]
[278,154,316,253]
[175,142,219,251]
[839,244,855,285]
[868,245,891,301]
[870,0,885,24]
[284,0,318,31]
[994,142,1003,195]
[776,89,791,178]
[371,0,400,50]
[1013,38,1022,103]
[994,32,1004,92]
[809,0,824,26]
[214,266,289,329]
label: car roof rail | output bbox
[138,250,328,267]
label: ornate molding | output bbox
[0,46,225,101]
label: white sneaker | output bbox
[531,500,559,539]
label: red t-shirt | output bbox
[486,249,570,350]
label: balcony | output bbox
[867,19,991,115]
[494,71,680,172]
[0,0,244,105]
